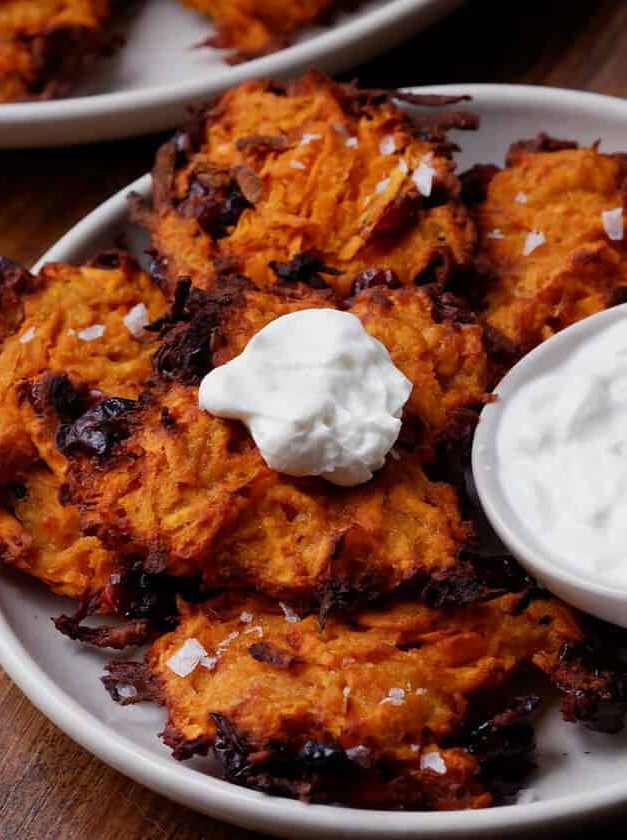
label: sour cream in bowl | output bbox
[473,303,627,628]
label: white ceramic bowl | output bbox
[6,85,627,839]
[473,304,627,629]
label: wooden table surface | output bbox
[2,0,627,837]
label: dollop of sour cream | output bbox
[199,309,412,486]
[496,317,627,585]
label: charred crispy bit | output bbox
[552,641,627,734]
[0,254,166,600]
[248,641,303,669]
[55,613,155,649]
[110,589,625,808]
[184,0,340,60]
[473,139,627,359]
[506,133,579,162]
[53,566,209,646]
[0,0,115,102]
[66,382,471,604]
[457,695,540,801]
[269,251,342,289]
[0,257,37,343]
[102,661,163,705]
[460,164,501,206]
[136,72,477,299]
[150,277,333,385]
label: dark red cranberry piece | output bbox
[29,373,87,420]
[56,397,136,458]
[371,191,421,237]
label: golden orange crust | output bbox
[69,383,470,602]
[184,0,337,58]
[349,286,487,439]
[475,144,627,356]
[0,253,166,600]
[117,590,584,808]
[138,74,476,300]
[0,0,113,102]
[0,468,115,599]
[0,254,166,478]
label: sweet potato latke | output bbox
[64,277,486,608]
[134,73,478,299]
[105,590,627,808]
[183,0,338,60]
[4,76,627,813]
[0,0,114,102]
[469,135,627,363]
[0,252,166,599]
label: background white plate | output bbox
[5,85,627,838]
[0,0,463,148]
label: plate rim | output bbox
[0,0,463,138]
[13,81,627,838]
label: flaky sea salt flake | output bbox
[290,160,306,171]
[123,302,149,338]
[602,207,624,241]
[487,228,505,240]
[522,230,546,256]
[78,324,106,342]
[380,687,405,706]
[420,750,447,774]
[166,637,210,678]
[345,136,359,149]
[217,631,239,652]
[515,191,528,204]
[19,326,36,344]
[301,132,321,145]
[412,152,435,197]
[379,134,396,155]
[116,684,137,699]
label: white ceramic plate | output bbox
[5,85,627,839]
[0,0,463,149]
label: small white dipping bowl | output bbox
[473,302,627,628]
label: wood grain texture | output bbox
[2,1,627,836]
